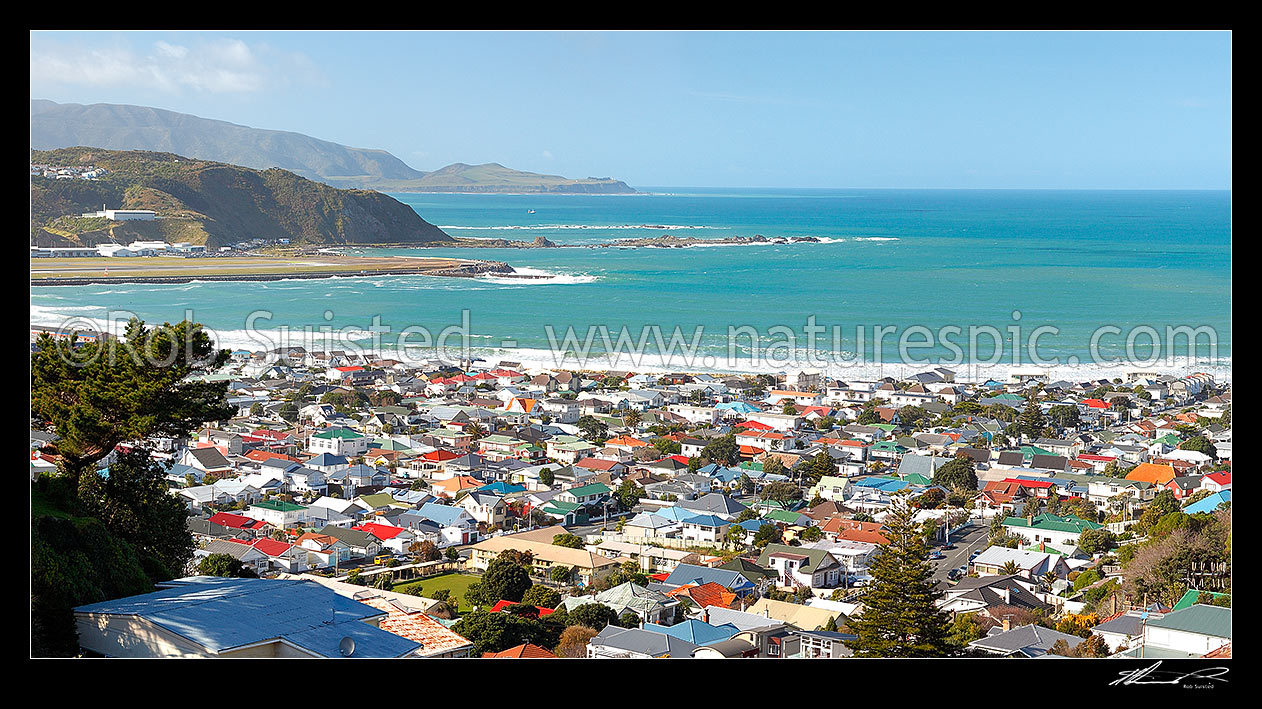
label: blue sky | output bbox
[30,31,1231,189]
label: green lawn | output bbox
[392,572,482,611]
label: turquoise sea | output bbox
[31,188,1231,379]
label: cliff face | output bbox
[31,147,454,248]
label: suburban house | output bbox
[937,574,1051,616]
[757,544,844,590]
[308,427,372,457]
[245,500,309,528]
[1112,605,1232,658]
[969,546,1070,581]
[1001,513,1102,548]
[467,529,621,587]
[968,623,1087,657]
[457,491,510,527]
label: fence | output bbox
[334,558,464,583]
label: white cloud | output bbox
[30,36,322,94]
[541,150,554,159]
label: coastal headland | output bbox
[30,254,519,286]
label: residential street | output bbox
[931,524,990,584]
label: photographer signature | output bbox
[1111,661,1229,687]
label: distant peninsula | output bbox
[31,100,636,194]
[438,234,825,249]
[31,147,454,249]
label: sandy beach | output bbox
[30,254,514,285]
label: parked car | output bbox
[941,543,957,550]
[929,550,945,560]
[969,549,983,561]
[946,568,962,581]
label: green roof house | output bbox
[1002,513,1101,547]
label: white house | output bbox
[309,428,371,457]
[245,500,309,528]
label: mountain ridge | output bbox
[31,100,636,194]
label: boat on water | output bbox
[528,210,536,214]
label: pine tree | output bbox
[847,495,955,657]
[31,318,233,493]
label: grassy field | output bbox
[30,254,478,281]
[392,572,482,610]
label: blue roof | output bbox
[162,462,200,478]
[682,513,730,528]
[476,481,526,495]
[74,577,418,657]
[1017,475,1071,488]
[853,476,909,493]
[1184,490,1231,515]
[715,401,759,412]
[708,467,744,483]
[738,519,774,532]
[417,502,471,527]
[282,615,420,658]
[307,453,349,466]
[395,511,442,532]
[654,506,707,523]
[644,619,739,645]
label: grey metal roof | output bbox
[591,626,700,657]
[1093,613,1145,637]
[704,606,785,632]
[678,492,747,516]
[199,539,262,560]
[662,564,752,591]
[897,454,950,477]
[944,575,1051,613]
[188,447,232,469]
[968,623,1084,657]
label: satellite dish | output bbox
[339,636,356,657]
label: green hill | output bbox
[31,147,454,248]
[31,100,636,194]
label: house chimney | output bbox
[1002,615,1011,632]
[1003,587,1012,605]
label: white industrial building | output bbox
[81,206,157,221]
